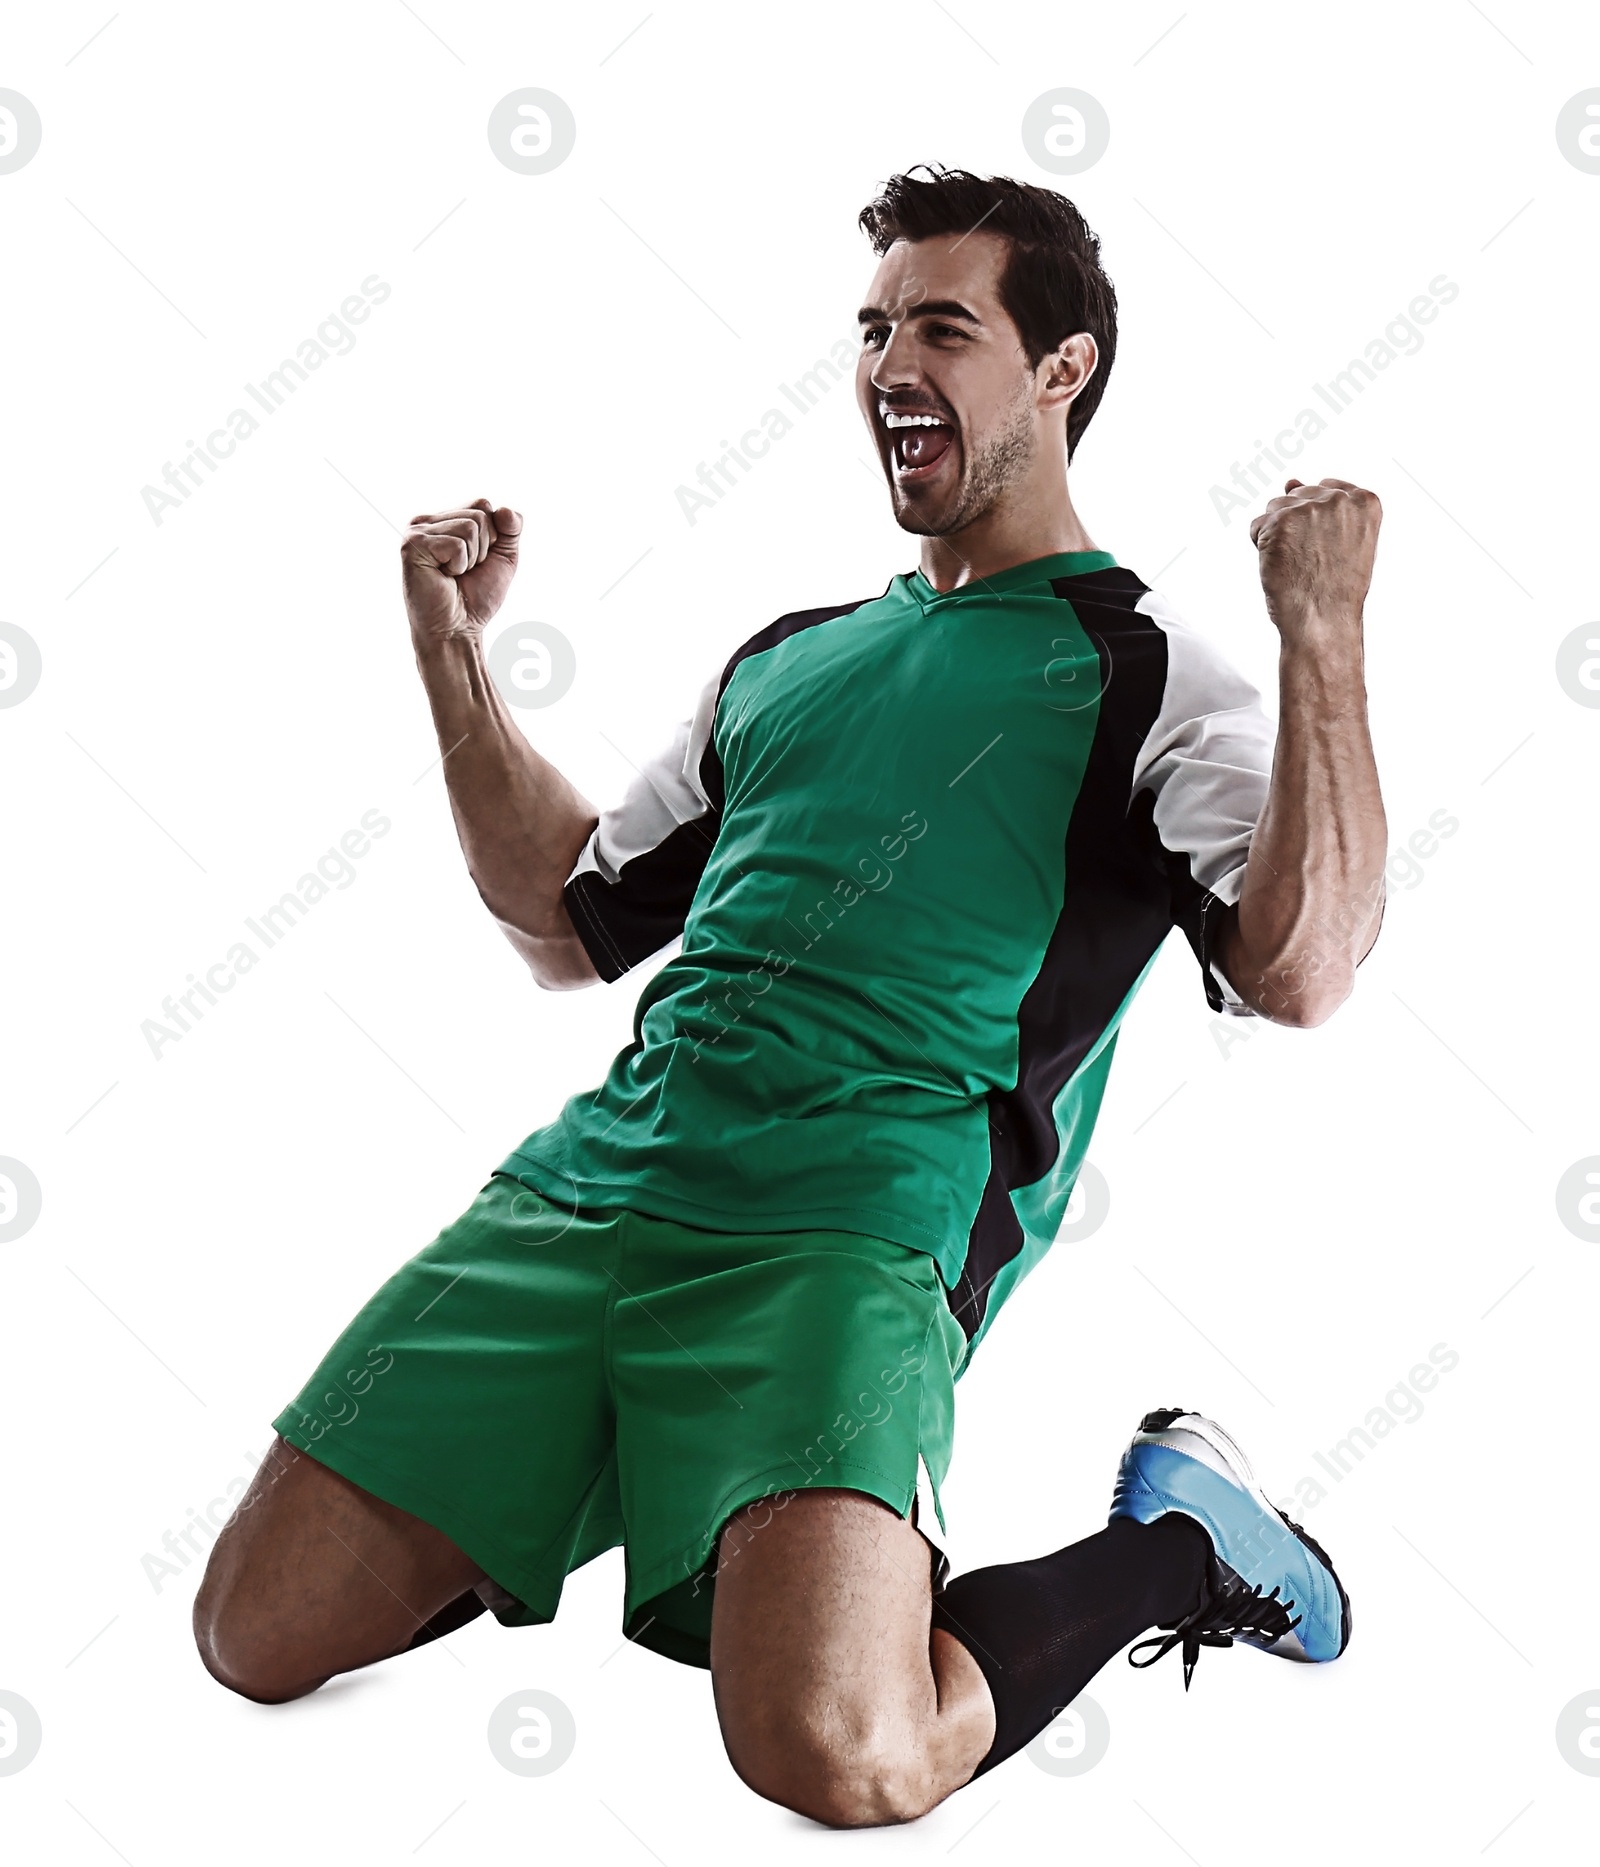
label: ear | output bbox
[1039,332,1098,412]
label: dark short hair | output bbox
[858,164,1118,460]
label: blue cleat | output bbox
[1110,1407,1352,1687]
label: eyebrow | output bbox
[857,298,984,327]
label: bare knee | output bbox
[191,1555,327,1705]
[726,1704,936,1828]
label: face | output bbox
[856,230,1090,539]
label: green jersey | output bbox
[499,550,1273,1360]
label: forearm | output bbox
[413,633,600,987]
[1223,616,1387,1025]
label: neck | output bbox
[916,485,1097,593]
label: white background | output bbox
[2,1,1597,1859]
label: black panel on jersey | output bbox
[1144,794,1232,1014]
[700,597,874,811]
[948,567,1176,1342]
[563,597,875,980]
[566,815,723,983]
[945,1161,1025,1340]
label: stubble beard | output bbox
[893,389,1037,540]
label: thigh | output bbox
[613,1217,965,1662]
[194,1435,486,1700]
[269,1175,626,1628]
[709,1489,991,1825]
[710,1487,937,1726]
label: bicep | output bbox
[1131,592,1275,1016]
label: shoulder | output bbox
[1054,567,1262,707]
[1132,585,1264,715]
[1046,565,1224,652]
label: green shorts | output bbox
[272,1173,965,1668]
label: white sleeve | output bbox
[1131,588,1276,1015]
[563,669,723,979]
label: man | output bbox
[194,166,1386,1827]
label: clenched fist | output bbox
[1249,478,1381,641]
[402,498,522,646]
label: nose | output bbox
[870,319,923,396]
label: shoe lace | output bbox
[1128,1562,1302,1691]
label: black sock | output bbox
[930,1514,1210,1775]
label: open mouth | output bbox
[884,411,956,482]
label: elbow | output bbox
[526,946,602,992]
[493,910,602,991]
[1264,996,1338,1030]
[531,967,598,993]
[1231,898,1382,1029]
[1260,974,1354,1029]
[1234,945,1358,1027]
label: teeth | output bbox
[884,413,947,428]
